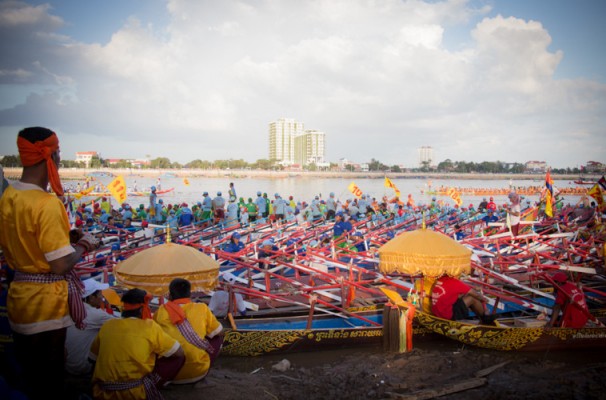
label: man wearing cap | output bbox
[212,191,226,224]
[65,278,117,376]
[258,239,278,269]
[255,191,267,219]
[273,193,286,222]
[225,196,239,227]
[326,192,337,220]
[245,197,258,222]
[201,192,213,223]
[90,288,185,399]
[333,212,352,240]
[0,127,99,399]
[548,273,591,328]
[224,232,245,253]
[478,197,488,212]
[154,198,165,224]
[153,278,223,384]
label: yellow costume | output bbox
[153,302,222,383]
[90,318,180,400]
[0,182,74,334]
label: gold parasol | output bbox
[378,228,471,278]
[113,242,219,296]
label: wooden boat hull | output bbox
[415,311,606,351]
[221,311,384,356]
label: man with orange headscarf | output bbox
[0,127,99,399]
[90,288,185,399]
[153,278,223,384]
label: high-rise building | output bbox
[294,130,325,166]
[418,146,434,168]
[269,118,326,166]
[269,118,305,165]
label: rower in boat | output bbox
[548,272,592,328]
[431,275,496,325]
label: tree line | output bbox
[0,154,583,174]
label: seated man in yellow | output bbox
[153,278,223,384]
[90,288,185,399]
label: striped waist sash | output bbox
[13,269,86,329]
[99,373,163,400]
[176,319,215,355]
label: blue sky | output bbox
[1,0,604,168]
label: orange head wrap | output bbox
[164,298,191,325]
[16,131,64,196]
[122,292,154,320]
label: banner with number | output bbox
[347,182,364,198]
[107,175,127,204]
[446,187,462,207]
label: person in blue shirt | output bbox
[179,203,193,226]
[224,232,245,253]
[482,209,499,225]
[255,191,267,219]
[225,196,239,227]
[273,193,287,221]
[333,212,352,239]
[201,192,213,222]
[99,209,110,224]
[154,199,164,223]
[122,204,134,221]
[257,239,278,269]
[228,182,237,200]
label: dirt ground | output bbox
[126,338,606,400]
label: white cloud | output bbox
[0,0,604,168]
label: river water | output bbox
[74,174,584,209]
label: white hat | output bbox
[82,278,109,298]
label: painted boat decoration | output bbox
[412,308,606,351]
[221,309,385,356]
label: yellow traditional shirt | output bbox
[0,182,74,334]
[90,318,181,400]
[153,302,222,383]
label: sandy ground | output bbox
[67,338,606,400]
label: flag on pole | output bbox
[73,185,94,200]
[347,182,364,198]
[599,175,606,191]
[107,175,127,204]
[588,183,604,206]
[545,169,554,217]
[384,177,401,198]
[446,187,462,207]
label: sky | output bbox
[0,0,605,168]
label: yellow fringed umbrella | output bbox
[113,242,219,296]
[378,228,471,278]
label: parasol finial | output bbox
[166,224,172,243]
[422,210,426,230]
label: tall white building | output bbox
[418,146,434,168]
[269,118,325,166]
[269,118,305,165]
[294,130,325,166]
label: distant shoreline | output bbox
[2,167,600,182]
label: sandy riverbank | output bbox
[2,167,597,181]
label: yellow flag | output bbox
[587,183,603,206]
[183,178,190,186]
[384,177,401,198]
[107,175,127,204]
[348,182,363,198]
[545,189,553,217]
[73,185,94,200]
[447,187,462,207]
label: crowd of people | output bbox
[1,127,603,399]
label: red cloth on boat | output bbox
[555,282,589,328]
[431,276,471,320]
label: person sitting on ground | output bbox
[90,288,185,399]
[548,272,591,328]
[65,279,117,376]
[153,278,223,384]
[431,275,495,324]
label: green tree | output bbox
[0,155,21,167]
[150,157,172,169]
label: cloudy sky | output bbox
[0,0,604,168]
